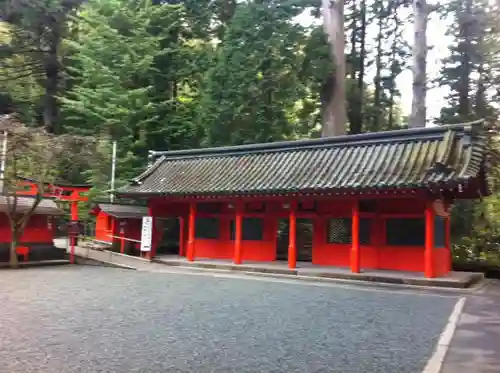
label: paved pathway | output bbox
[441,280,500,373]
[0,266,459,373]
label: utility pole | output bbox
[0,130,8,193]
[110,140,117,203]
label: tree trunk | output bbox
[348,0,358,81]
[458,0,473,121]
[216,0,237,39]
[347,0,358,134]
[43,23,61,133]
[347,0,367,135]
[322,0,347,137]
[388,1,400,130]
[356,0,366,131]
[475,62,486,118]
[373,2,384,132]
[9,231,19,269]
[409,0,429,128]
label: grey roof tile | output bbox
[0,196,64,215]
[119,122,488,197]
[95,203,148,219]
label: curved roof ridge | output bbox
[148,121,484,162]
[131,155,166,184]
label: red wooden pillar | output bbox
[234,203,243,264]
[69,195,80,262]
[120,229,125,254]
[70,201,78,221]
[445,213,451,273]
[187,203,196,262]
[179,216,185,256]
[424,200,435,278]
[111,218,116,242]
[288,201,297,269]
[351,200,361,273]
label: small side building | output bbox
[0,196,66,261]
[90,203,148,252]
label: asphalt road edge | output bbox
[422,297,466,373]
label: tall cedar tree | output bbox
[0,0,83,132]
[60,0,184,183]
[199,1,305,145]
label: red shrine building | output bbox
[0,178,91,262]
[118,122,491,278]
[0,196,64,261]
[91,202,148,252]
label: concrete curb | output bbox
[162,264,491,294]
[422,297,466,373]
[154,258,482,289]
[70,246,486,292]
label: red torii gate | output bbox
[5,178,92,263]
[15,177,91,221]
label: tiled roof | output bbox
[0,196,65,215]
[95,203,148,219]
[119,121,488,197]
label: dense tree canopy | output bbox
[1,0,413,184]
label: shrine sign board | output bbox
[140,216,153,252]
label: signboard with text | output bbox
[140,216,153,252]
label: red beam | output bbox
[16,181,90,202]
[132,189,428,205]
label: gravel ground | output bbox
[0,266,458,373]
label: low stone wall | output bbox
[0,243,66,262]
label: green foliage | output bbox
[0,0,84,131]
[199,1,307,146]
[452,198,500,266]
[60,0,186,182]
[439,0,500,266]
[439,0,500,123]
[2,0,408,199]
[0,21,43,122]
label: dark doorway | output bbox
[276,218,289,261]
[155,218,180,255]
[296,218,313,262]
[275,218,314,262]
